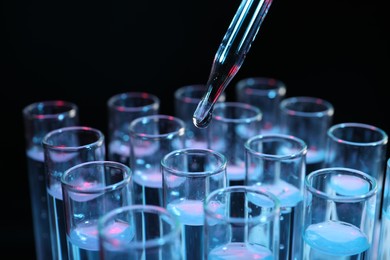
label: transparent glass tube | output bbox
[62,161,132,260]
[129,115,186,207]
[245,134,307,260]
[324,122,388,258]
[235,76,287,134]
[303,167,378,259]
[107,92,160,165]
[280,96,335,174]
[22,100,79,260]
[193,0,274,128]
[99,205,182,260]
[378,158,390,259]
[42,126,106,260]
[204,186,280,259]
[207,102,262,186]
[162,148,227,260]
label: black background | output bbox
[2,0,389,257]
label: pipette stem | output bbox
[193,0,273,128]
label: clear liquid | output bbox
[101,220,180,260]
[47,185,68,260]
[303,220,369,259]
[306,150,325,175]
[252,181,303,259]
[227,164,245,185]
[281,204,303,259]
[378,210,390,259]
[208,242,274,260]
[26,147,52,260]
[305,149,325,174]
[67,222,99,260]
[167,199,204,260]
[132,170,164,242]
[133,170,163,206]
[108,140,130,165]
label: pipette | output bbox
[192,0,273,128]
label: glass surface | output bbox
[236,76,287,134]
[378,159,390,259]
[99,205,182,260]
[162,148,227,260]
[245,134,307,260]
[43,126,106,260]
[208,102,262,186]
[193,0,274,128]
[303,167,377,259]
[129,114,186,208]
[107,92,160,165]
[204,186,280,260]
[23,100,79,260]
[324,122,388,258]
[279,96,334,174]
[174,84,225,148]
[62,161,132,260]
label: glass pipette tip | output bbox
[193,0,273,128]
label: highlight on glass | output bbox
[245,133,307,260]
[98,204,182,260]
[279,96,334,174]
[174,84,225,148]
[107,91,160,165]
[302,167,377,259]
[22,100,79,260]
[42,126,106,260]
[378,158,390,259]
[324,122,388,258]
[204,185,280,259]
[208,101,262,186]
[162,148,227,260]
[61,160,133,259]
[129,114,186,207]
[235,76,287,134]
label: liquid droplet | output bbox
[193,112,212,129]
[193,97,214,129]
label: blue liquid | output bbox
[303,220,370,259]
[167,199,204,260]
[26,147,52,260]
[208,242,274,260]
[47,185,68,260]
[330,174,370,196]
[67,222,99,260]
[254,181,302,208]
